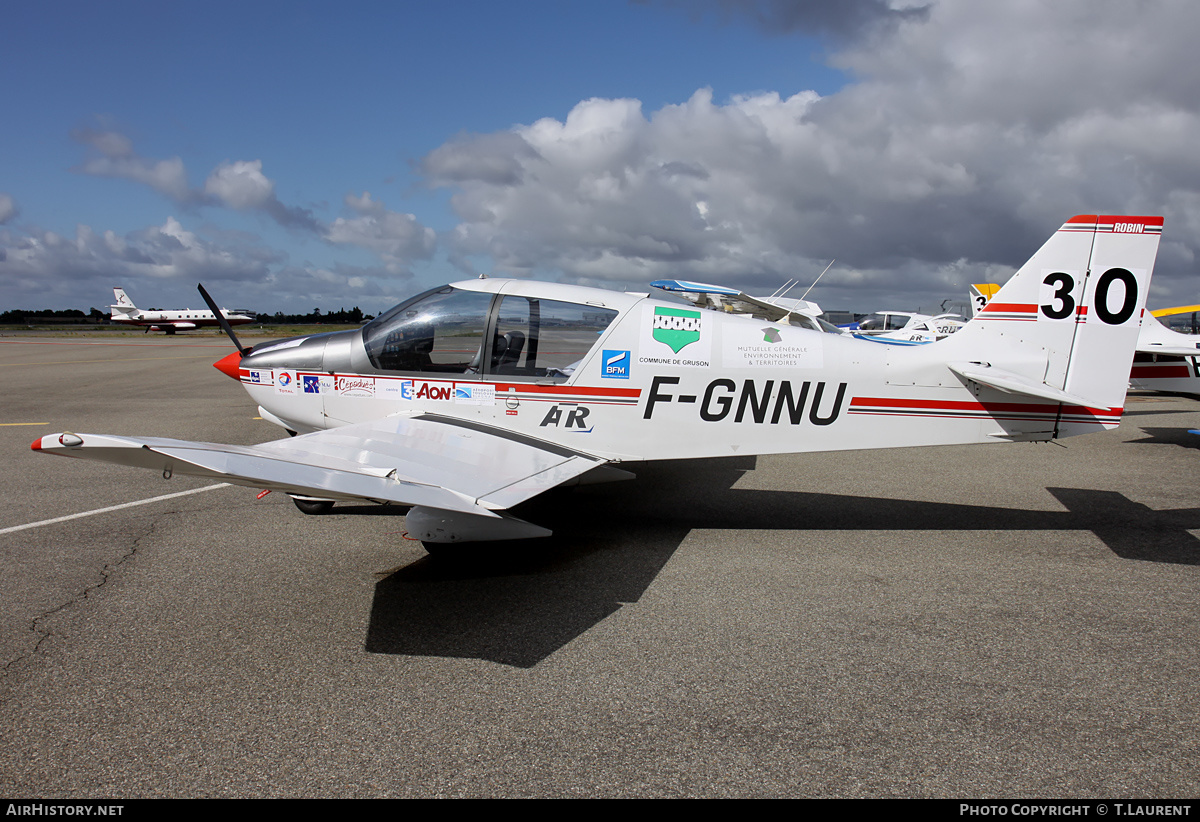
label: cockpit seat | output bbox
[492,331,526,373]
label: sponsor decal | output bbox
[652,307,702,353]
[335,375,375,397]
[302,375,321,394]
[640,305,712,368]
[412,380,454,401]
[601,349,631,379]
[379,379,406,398]
[723,324,824,369]
[643,375,847,426]
[454,383,496,406]
[275,370,296,395]
[247,369,273,385]
[539,404,592,431]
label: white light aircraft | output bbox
[1129,309,1200,396]
[649,278,844,335]
[36,215,1162,550]
[110,286,254,334]
[849,310,966,345]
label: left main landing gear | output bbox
[291,496,334,515]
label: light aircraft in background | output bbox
[36,215,1163,551]
[848,310,965,345]
[1129,310,1200,396]
[110,287,254,334]
[649,279,967,345]
[972,283,1200,397]
[649,278,844,335]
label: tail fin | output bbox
[947,215,1162,413]
[110,287,138,320]
[969,283,1000,317]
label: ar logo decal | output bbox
[539,404,592,431]
[652,307,702,353]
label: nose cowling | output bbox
[213,350,244,381]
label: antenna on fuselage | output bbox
[779,260,835,326]
[801,259,835,300]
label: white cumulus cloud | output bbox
[422,1,1200,309]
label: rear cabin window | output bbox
[492,296,617,380]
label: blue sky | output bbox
[3,1,1199,316]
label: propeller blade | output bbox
[197,283,247,355]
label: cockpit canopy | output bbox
[857,312,916,333]
[362,285,618,382]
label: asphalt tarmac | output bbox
[1,334,1197,798]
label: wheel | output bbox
[292,497,334,515]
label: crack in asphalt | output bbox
[2,514,169,677]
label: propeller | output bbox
[197,282,250,356]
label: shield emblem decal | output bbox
[652,307,702,353]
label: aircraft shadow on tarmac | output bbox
[1125,427,1200,448]
[360,457,1200,667]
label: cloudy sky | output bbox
[3,0,1199,317]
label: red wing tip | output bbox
[30,437,42,451]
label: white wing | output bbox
[33,414,619,519]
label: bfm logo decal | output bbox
[602,349,630,379]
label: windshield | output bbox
[363,287,492,374]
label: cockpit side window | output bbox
[363,287,494,374]
[490,296,617,382]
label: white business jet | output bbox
[110,286,254,334]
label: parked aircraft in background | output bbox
[1129,312,1200,395]
[970,283,1002,316]
[37,215,1162,551]
[849,310,966,345]
[109,287,254,334]
[648,278,844,335]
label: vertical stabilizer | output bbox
[948,215,1162,412]
[112,287,136,309]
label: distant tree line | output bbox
[253,307,374,324]
[0,308,107,324]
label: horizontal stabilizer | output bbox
[947,361,1100,407]
[1137,341,1200,357]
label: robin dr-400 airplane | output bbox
[34,215,1162,550]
